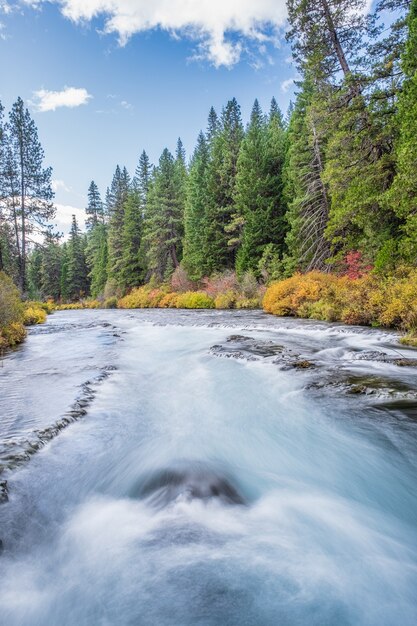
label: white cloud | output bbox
[52,179,71,193]
[120,100,133,110]
[25,0,288,67]
[280,77,296,93]
[32,86,92,112]
[0,1,13,15]
[54,203,86,236]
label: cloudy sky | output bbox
[0,0,299,235]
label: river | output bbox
[0,309,416,625]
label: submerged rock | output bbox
[0,480,8,504]
[132,461,245,508]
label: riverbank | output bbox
[54,267,417,345]
[16,266,417,346]
[263,269,417,346]
[0,272,50,352]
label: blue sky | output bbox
[0,0,298,234]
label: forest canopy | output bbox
[0,0,416,303]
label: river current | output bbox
[0,309,416,625]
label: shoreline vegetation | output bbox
[4,266,416,351]
[1,1,417,351]
[0,272,50,352]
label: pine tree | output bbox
[120,190,145,288]
[174,138,187,260]
[384,0,417,261]
[40,232,63,300]
[207,107,219,144]
[6,97,55,292]
[283,80,332,273]
[183,132,210,279]
[86,181,104,229]
[0,104,18,278]
[143,149,183,279]
[134,150,152,207]
[287,0,370,85]
[66,215,89,300]
[28,247,43,299]
[233,99,287,275]
[204,98,244,273]
[107,165,130,288]
[60,243,69,302]
[86,223,108,297]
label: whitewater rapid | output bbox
[0,309,416,625]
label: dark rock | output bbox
[0,480,9,504]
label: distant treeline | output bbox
[0,0,416,302]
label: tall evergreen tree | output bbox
[28,246,43,298]
[86,223,108,297]
[204,98,244,273]
[6,97,55,292]
[120,190,145,288]
[40,232,63,300]
[233,99,287,275]
[107,165,130,288]
[66,215,89,300]
[283,80,332,272]
[143,149,183,279]
[207,107,220,144]
[384,0,417,261]
[183,132,210,279]
[134,150,152,208]
[86,181,104,229]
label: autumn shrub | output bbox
[263,267,417,337]
[159,292,179,308]
[23,305,47,325]
[214,290,237,309]
[25,300,55,313]
[175,291,214,309]
[83,299,101,309]
[377,268,417,330]
[0,272,24,327]
[118,286,167,309]
[400,333,417,348]
[1,322,26,347]
[118,287,152,308]
[0,272,26,349]
[239,272,259,299]
[202,271,239,298]
[263,272,336,316]
[170,266,196,293]
[55,302,84,310]
[235,296,261,309]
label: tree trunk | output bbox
[320,0,352,77]
[20,152,26,294]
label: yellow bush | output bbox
[0,272,24,329]
[23,305,47,325]
[263,272,336,316]
[377,270,417,330]
[175,291,215,309]
[159,292,179,308]
[1,322,26,347]
[25,300,55,313]
[214,291,237,309]
[83,300,101,309]
[400,333,417,347]
[262,268,417,336]
[235,296,261,309]
[119,287,154,308]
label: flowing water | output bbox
[0,309,417,626]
